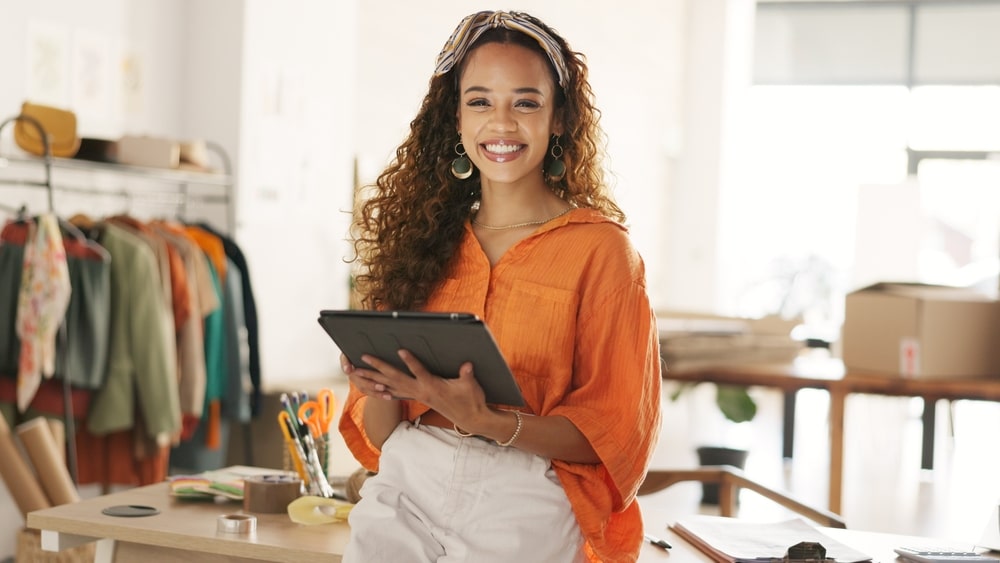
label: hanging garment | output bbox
[0,218,109,430]
[194,222,261,416]
[180,225,228,450]
[107,215,190,333]
[74,413,169,488]
[149,221,214,439]
[67,219,178,489]
[219,258,250,424]
[184,225,227,284]
[169,255,229,473]
[85,222,180,441]
[1,219,112,393]
[15,213,71,412]
[196,255,225,448]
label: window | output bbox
[722,84,1000,340]
[723,1,1000,341]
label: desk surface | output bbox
[639,520,1000,563]
[27,470,999,563]
[26,467,349,562]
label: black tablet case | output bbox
[318,310,525,407]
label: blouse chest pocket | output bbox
[495,280,577,379]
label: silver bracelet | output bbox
[495,410,523,447]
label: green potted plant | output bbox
[671,383,757,424]
[669,383,757,505]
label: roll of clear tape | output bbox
[287,495,353,525]
[217,513,257,534]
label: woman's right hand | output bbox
[341,353,395,400]
[342,353,403,448]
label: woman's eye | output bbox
[466,98,489,108]
[515,100,541,110]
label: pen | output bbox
[297,422,336,498]
[280,392,298,421]
[284,412,331,496]
[278,411,309,484]
[645,534,672,550]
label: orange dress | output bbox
[339,209,662,562]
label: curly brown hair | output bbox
[351,12,625,311]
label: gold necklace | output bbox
[472,207,572,230]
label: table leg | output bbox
[921,398,936,470]
[783,390,797,459]
[828,387,845,515]
[95,538,115,563]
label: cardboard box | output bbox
[116,135,180,169]
[841,282,1000,378]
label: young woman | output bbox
[338,11,662,562]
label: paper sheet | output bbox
[671,515,872,563]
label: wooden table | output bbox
[26,464,1000,562]
[637,507,1000,563]
[664,356,1000,514]
[26,466,349,562]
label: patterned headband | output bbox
[434,11,570,88]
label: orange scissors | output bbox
[277,410,309,484]
[297,388,337,439]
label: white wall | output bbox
[231,0,358,384]
[352,0,694,310]
[0,1,745,557]
[0,0,185,138]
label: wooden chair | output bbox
[639,465,847,529]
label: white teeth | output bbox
[484,143,521,154]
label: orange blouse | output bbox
[338,208,662,562]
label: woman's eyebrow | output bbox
[462,86,545,95]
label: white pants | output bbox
[343,420,585,563]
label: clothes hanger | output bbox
[0,201,29,220]
[57,215,111,263]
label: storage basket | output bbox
[15,528,95,563]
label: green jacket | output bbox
[86,223,179,439]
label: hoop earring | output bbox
[451,141,473,180]
[545,135,566,182]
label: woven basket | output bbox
[15,528,95,563]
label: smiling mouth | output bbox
[483,143,525,156]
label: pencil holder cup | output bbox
[283,436,329,479]
[318,434,330,475]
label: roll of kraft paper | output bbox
[0,415,51,518]
[16,417,80,505]
[46,419,65,465]
[242,474,302,514]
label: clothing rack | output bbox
[0,114,80,483]
[0,113,243,481]
[0,114,54,210]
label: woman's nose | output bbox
[489,108,517,131]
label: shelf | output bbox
[0,153,232,187]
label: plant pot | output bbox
[696,446,749,505]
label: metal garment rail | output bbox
[0,113,243,481]
[0,118,234,232]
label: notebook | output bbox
[317,310,525,407]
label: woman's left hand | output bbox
[361,349,491,422]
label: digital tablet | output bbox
[318,310,525,407]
